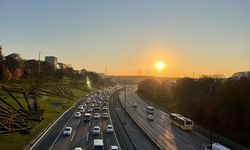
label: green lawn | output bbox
[0,79,88,150]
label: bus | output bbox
[93,139,104,150]
[170,113,193,131]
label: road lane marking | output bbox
[77,119,81,127]
[71,131,76,142]
[29,103,77,150]
[49,109,78,150]
[101,132,103,139]
[86,132,89,142]
[193,132,209,141]
[88,121,91,126]
[188,144,197,150]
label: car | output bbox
[78,105,84,109]
[88,107,94,112]
[63,127,72,135]
[103,102,107,106]
[147,114,154,121]
[132,103,137,108]
[106,125,114,133]
[102,106,108,111]
[79,108,85,113]
[95,106,101,110]
[84,113,92,121]
[98,101,102,104]
[82,103,87,107]
[75,112,81,118]
[109,146,119,150]
[147,106,154,114]
[94,113,100,119]
[103,113,109,119]
[74,147,83,150]
[93,126,101,135]
[90,103,95,107]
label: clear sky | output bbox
[1,0,250,77]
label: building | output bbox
[45,56,57,69]
[80,69,87,76]
[232,71,250,79]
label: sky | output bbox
[1,0,250,77]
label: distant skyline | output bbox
[1,0,250,77]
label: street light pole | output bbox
[209,79,217,150]
[124,79,127,124]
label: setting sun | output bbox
[155,61,165,70]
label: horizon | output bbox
[1,0,250,77]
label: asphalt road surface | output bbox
[30,90,119,150]
[119,87,210,150]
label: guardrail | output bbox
[118,90,163,150]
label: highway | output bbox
[119,86,210,150]
[30,88,120,150]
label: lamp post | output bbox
[124,79,127,125]
[209,79,217,150]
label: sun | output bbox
[155,61,165,70]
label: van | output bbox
[93,139,104,150]
[205,143,230,150]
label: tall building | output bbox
[45,56,58,69]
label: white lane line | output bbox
[188,144,197,150]
[71,131,76,142]
[101,132,103,139]
[49,108,78,150]
[108,94,121,150]
[77,119,81,127]
[29,104,76,150]
[86,132,89,142]
[88,120,91,126]
[193,132,209,141]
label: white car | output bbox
[75,112,81,118]
[109,146,119,150]
[147,114,154,121]
[78,105,84,109]
[82,103,87,107]
[63,127,72,136]
[94,113,100,119]
[93,126,101,135]
[103,113,109,119]
[147,106,154,114]
[102,106,108,111]
[74,147,83,150]
[106,125,114,133]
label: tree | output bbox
[3,69,12,80]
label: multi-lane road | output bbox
[30,88,119,150]
[119,86,210,150]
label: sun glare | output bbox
[155,61,165,70]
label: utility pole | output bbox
[38,51,41,73]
